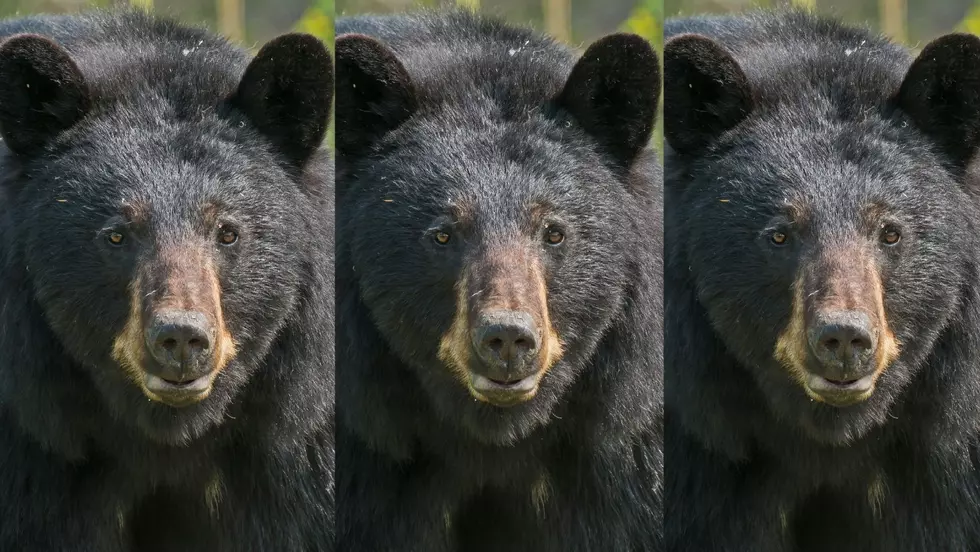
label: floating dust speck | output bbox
[719,199,730,203]
[56,199,68,203]
[382,198,394,203]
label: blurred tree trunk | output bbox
[544,0,571,43]
[879,0,907,42]
[218,0,244,43]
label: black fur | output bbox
[335,10,662,552]
[665,10,980,551]
[0,10,335,551]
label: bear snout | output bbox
[806,310,877,379]
[144,309,216,381]
[470,310,541,380]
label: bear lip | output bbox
[142,373,214,408]
[803,373,875,407]
[468,373,539,407]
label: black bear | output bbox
[334,10,662,552]
[664,10,980,552]
[0,10,335,551]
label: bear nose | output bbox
[144,310,214,381]
[807,311,876,376]
[472,311,539,380]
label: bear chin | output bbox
[95,374,238,447]
[441,384,563,447]
[782,384,900,447]
[458,404,555,447]
[135,408,225,447]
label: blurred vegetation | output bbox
[667,0,976,46]
[0,0,327,45]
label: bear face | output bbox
[664,26,980,445]
[336,25,659,446]
[0,29,333,446]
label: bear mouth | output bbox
[803,373,875,408]
[468,372,540,407]
[142,372,215,408]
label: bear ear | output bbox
[896,33,980,169]
[0,34,91,155]
[663,34,753,154]
[231,33,333,168]
[556,33,660,167]
[335,34,418,157]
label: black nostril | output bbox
[152,325,211,355]
[487,337,504,352]
[818,325,873,353]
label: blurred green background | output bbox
[667,0,980,46]
[0,0,333,46]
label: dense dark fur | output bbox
[335,10,662,552]
[664,10,980,551]
[0,10,335,551]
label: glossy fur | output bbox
[664,10,980,552]
[335,10,663,552]
[0,10,335,551]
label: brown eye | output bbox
[770,231,787,246]
[434,231,451,245]
[107,232,125,246]
[881,227,901,246]
[546,229,564,245]
[219,229,238,246]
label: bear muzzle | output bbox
[776,245,901,408]
[112,244,238,408]
[468,310,542,407]
[803,310,878,407]
[142,309,219,407]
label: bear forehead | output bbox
[378,119,607,187]
[36,142,293,214]
[70,40,246,103]
[365,154,602,211]
[692,144,942,216]
[712,116,941,179]
[720,56,907,124]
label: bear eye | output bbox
[219,228,239,246]
[434,231,451,245]
[881,226,901,246]
[106,231,125,247]
[546,229,564,246]
[769,231,788,246]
